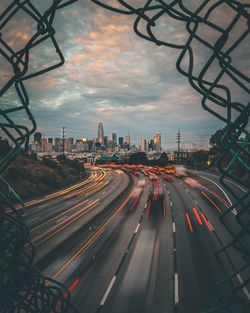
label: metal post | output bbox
[62,126,66,156]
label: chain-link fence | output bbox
[91,1,249,312]
[0,1,78,312]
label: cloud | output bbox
[0,0,248,148]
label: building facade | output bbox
[97,122,104,144]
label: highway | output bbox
[22,166,249,313]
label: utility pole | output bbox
[176,131,181,163]
[62,126,66,156]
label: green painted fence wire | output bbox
[0,1,78,312]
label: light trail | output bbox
[200,212,213,232]
[192,207,203,225]
[201,191,222,213]
[185,212,194,233]
[31,199,100,247]
[8,170,102,213]
[51,183,136,281]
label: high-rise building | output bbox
[97,122,104,144]
[149,138,154,151]
[112,132,117,145]
[140,138,148,152]
[125,134,131,145]
[54,137,62,152]
[154,132,161,153]
[118,137,124,147]
[107,139,115,149]
[34,132,42,146]
[104,136,108,147]
[34,132,42,143]
[64,138,72,152]
[41,138,52,153]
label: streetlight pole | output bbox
[62,126,66,156]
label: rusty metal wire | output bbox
[92,1,250,312]
[0,1,77,312]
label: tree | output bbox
[158,152,169,166]
[129,152,148,165]
[193,150,209,163]
[210,127,226,149]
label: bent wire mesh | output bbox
[0,1,78,312]
[91,0,250,312]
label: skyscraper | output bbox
[118,137,124,147]
[97,122,104,144]
[154,132,161,153]
[104,136,108,147]
[149,138,154,150]
[125,134,131,145]
[140,138,148,152]
[112,132,117,145]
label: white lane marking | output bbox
[225,179,247,192]
[200,176,232,205]
[200,172,247,193]
[100,276,117,305]
[173,222,176,233]
[200,176,238,215]
[135,223,140,234]
[174,273,179,304]
[56,215,68,223]
[236,274,250,300]
[170,201,173,207]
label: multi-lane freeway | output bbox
[20,166,249,313]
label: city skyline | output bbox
[33,121,211,151]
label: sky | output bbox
[0,0,249,150]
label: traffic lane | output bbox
[181,177,250,267]
[33,172,130,263]
[101,226,157,313]
[100,182,171,313]
[41,178,143,279]
[48,179,149,313]
[28,174,119,236]
[23,170,111,226]
[190,170,247,205]
[165,179,232,313]
[179,180,250,297]
[14,169,96,213]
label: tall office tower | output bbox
[118,137,124,147]
[97,122,104,144]
[125,134,131,145]
[104,136,108,147]
[149,138,155,151]
[54,137,62,152]
[112,132,117,145]
[140,138,148,152]
[154,132,161,153]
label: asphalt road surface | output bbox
[20,167,249,313]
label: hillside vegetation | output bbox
[0,138,86,200]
